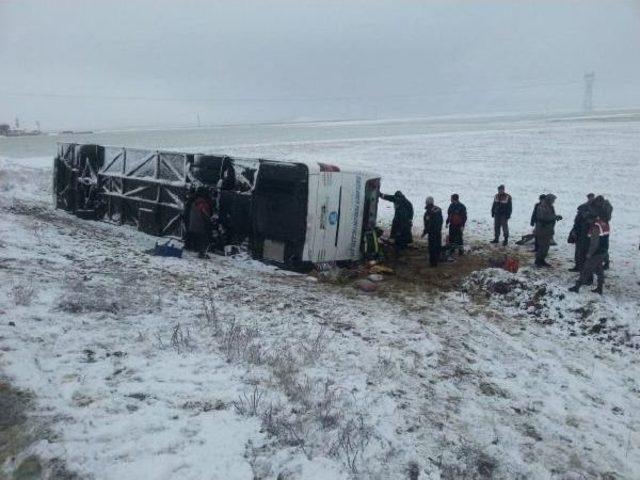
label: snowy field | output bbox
[1,116,639,479]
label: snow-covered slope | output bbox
[0,118,639,479]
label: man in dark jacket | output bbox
[534,193,562,267]
[491,185,512,246]
[530,194,546,252]
[591,195,613,222]
[380,191,414,254]
[591,195,613,269]
[568,193,595,272]
[421,196,443,267]
[446,194,467,255]
[569,214,610,294]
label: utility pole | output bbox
[583,72,595,112]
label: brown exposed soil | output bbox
[325,240,534,295]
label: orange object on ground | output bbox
[504,256,519,273]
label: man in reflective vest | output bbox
[491,185,512,246]
[569,214,610,295]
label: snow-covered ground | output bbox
[1,117,639,479]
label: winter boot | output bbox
[502,238,508,247]
[591,278,604,295]
[490,238,499,244]
[568,284,580,293]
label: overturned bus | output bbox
[53,143,381,270]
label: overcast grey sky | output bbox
[1,0,640,130]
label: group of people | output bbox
[380,185,517,267]
[567,193,612,295]
[379,190,467,267]
[380,186,613,294]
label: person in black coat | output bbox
[591,194,613,269]
[530,194,546,252]
[569,214,610,294]
[446,194,467,255]
[380,191,414,254]
[421,196,443,267]
[568,193,595,272]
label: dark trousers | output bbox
[394,236,410,255]
[427,233,442,267]
[448,225,464,253]
[494,215,509,240]
[535,234,552,263]
[392,223,412,255]
[574,236,589,270]
[578,254,605,289]
[190,232,210,255]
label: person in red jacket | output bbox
[491,184,512,246]
[187,188,214,258]
[446,194,467,255]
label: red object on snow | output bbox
[503,256,519,273]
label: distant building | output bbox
[0,122,42,136]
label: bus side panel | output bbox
[335,172,366,261]
[308,171,343,263]
[301,173,319,262]
[304,171,368,263]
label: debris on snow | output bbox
[463,268,640,350]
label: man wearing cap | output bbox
[491,185,512,246]
[534,193,562,267]
[446,194,467,255]
[422,196,443,267]
[529,194,546,252]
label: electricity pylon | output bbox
[583,72,595,111]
